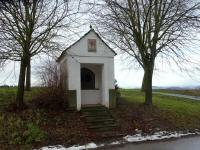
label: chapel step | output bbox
[81,106,108,111]
[81,106,117,132]
[82,112,111,117]
[85,118,115,123]
[86,120,115,125]
[88,124,117,131]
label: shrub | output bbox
[0,114,45,147]
[33,59,66,110]
[24,122,45,144]
[31,87,65,110]
[7,116,24,145]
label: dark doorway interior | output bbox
[81,68,95,89]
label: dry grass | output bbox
[119,89,200,130]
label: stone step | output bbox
[83,116,113,121]
[82,112,111,117]
[82,109,108,113]
[86,120,115,126]
[85,118,114,123]
[81,115,112,119]
[81,106,107,111]
[81,106,117,132]
[88,124,117,130]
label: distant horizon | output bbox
[0,29,200,89]
[0,56,200,89]
[1,84,200,90]
[119,85,200,89]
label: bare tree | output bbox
[92,0,200,105]
[37,59,58,87]
[0,0,80,108]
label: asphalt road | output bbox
[104,136,200,150]
[153,92,200,101]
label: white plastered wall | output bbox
[66,56,114,110]
[59,30,115,110]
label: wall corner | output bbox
[109,89,116,109]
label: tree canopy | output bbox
[91,0,200,104]
[0,0,80,108]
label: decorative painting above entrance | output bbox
[81,68,95,90]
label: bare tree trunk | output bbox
[141,71,146,92]
[25,57,31,91]
[144,67,153,105]
[16,60,26,109]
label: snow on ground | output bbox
[123,131,197,142]
[38,130,200,150]
[39,143,98,150]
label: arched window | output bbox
[81,68,95,89]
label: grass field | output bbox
[1,87,200,118]
[120,89,200,129]
[154,89,200,97]
[0,87,39,105]
[0,88,200,149]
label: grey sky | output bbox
[0,52,200,88]
[0,0,200,89]
[115,55,200,88]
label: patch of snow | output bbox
[135,129,142,134]
[85,143,98,149]
[38,142,98,150]
[38,131,199,150]
[123,131,196,142]
[39,145,67,150]
[110,141,121,145]
[98,143,105,147]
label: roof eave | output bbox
[56,28,117,62]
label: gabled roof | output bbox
[56,28,117,62]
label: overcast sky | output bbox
[115,55,200,88]
[0,51,200,88]
[0,0,200,89]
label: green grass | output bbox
[120,89,200,119]
[154,89,200,97]
[0,87,40,105]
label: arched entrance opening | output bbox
[81,68,95,90]
[81,65,102,106]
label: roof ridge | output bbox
[56,28,117,62]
